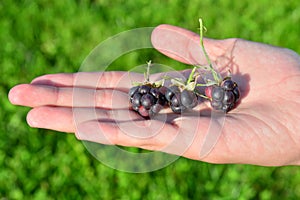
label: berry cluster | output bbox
[205,78,240,112]
[129,83,199,116]
[128,74,241,117]
[129,84,166,117]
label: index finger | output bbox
[31,71,144,89]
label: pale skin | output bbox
[8,24,300,166]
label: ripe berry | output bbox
[165,86,180,102]
[221,79,235,90]
[211,86,224,102]
[170,93,181,107]
[222,91,235,104]
[209,78,240,112]
[169,93,186,113]
[232,87,240,101]
[150,88,160,98]
[170,104,186,114]
[149,104,163,115]
[181,89,198,109]
[141,93,155,110]
[131,93,142,108]
[138,85,151,94]
[129,86,139,98]
[129,84,166,117]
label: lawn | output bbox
[1,0,300,199]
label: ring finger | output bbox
[26,106,145,133]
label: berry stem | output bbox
[194,90,211,100]
[186,66,197,85]
[183,18,223,90]
[145,60,151,83]
[198,18,222,84]
[197,81,217,87]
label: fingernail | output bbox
[8,87,20,105]
[26,109,39,128]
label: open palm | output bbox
[9,24,300,166]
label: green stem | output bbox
[198,18,221,84]
[187,66,197,84]
[194,90,211,100]
[146,60,151,82]
[196,81,217,87]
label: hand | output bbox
[8,24,300,166]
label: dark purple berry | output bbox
[132,93,142,107]
[157,94,166,106]
[158,86,167,96]
[141,93,155,110]
[165,86,180,102]
[211,86,224,102]
[222,91,235,105]
[132,105,139,111]
[149,104,163,115]
[128,86,139,98]
[221,79,235,90]
[207,77,241,113]
[139,85,151,94]
[170,105,186,114]
[170,94,181,107]
[129,83,169,117]
[232,86,240,102]
[150,88,160,98]
[222,104,233,112]
[165,91,174,102]
[181,89,198,109]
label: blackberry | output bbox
[192,19,241,112]
[209,78,240,112]
[128,61,168,117]
[129,84,167,117]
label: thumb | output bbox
[151,24,233,66]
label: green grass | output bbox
[1,0,300,199]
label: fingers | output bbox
[25,105,233,164]
[26,105,190,154]
[25,105,207,160]
[151,24,235,65]
[30,71,143,89]
[26,106,143,133]
[76,117,202,156]
[76,114,215,159]
[27,107,76,133]
[9,84,129,108]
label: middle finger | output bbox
[26,106,145,133]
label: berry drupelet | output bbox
[165,85,198,114]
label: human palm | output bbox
[9,24,300,166]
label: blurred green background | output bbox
[1,0,300,199]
